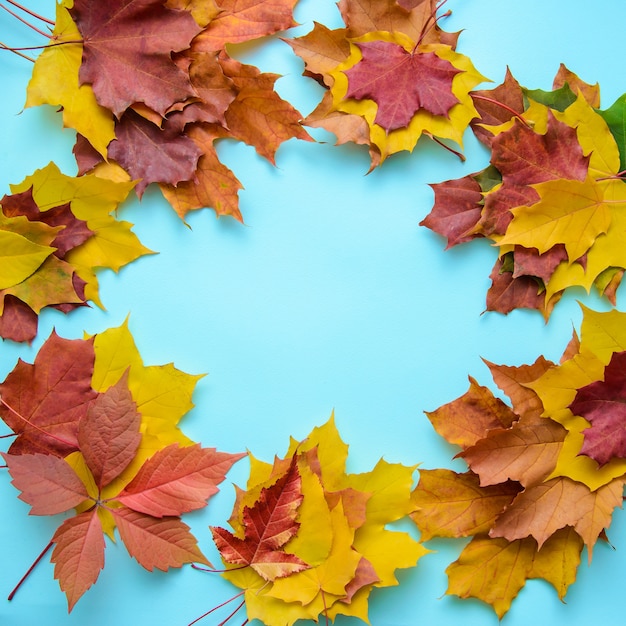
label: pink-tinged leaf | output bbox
[211,457,309,581]
[110,507,209,571]
[107,109,202,197]
[421,174,484,248]
[2,451,89,515]
[115,443,245,517]
[344,40,461,131]
[78,372,141,489]
[0,295,38,343]
[70,0,201,117]
[0,331,97,456]
[51,510,105,611]
[570,351,626,466]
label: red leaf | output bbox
[2,451,89,515]
[0,331,97,456]
[421,174,484,248]
[570,351,626,466]
[0,295,38,343]
[344,40,461,131]
[211,456,309,580]
[77,372,141,490]
[110,507,209,571]
[107,109,202,197]
[70,0,201,117]
[51,510,105,611]
[115,443,245,517]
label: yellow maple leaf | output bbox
[495,175,614,263]
[0,229,54,290]
[11,163,150,307]
[25,1,115,158]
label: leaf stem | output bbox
[0,39,34,60]
[426,133,465,161]
[4,0,54,25]
[188,590,246,626]
[471,93,531,128]
[0,396,75,449]
[0,2,51,38]
[415,0,451,50]
[0,39,83,52]
[191,563,249,574]
[7,540,54,601]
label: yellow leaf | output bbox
[11,163,150,307]
[555,92,621,180]
[496,176,613,262]
[446,535,537,619]
[0,229,54,289]
[25,2,115,158]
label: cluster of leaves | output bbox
[0,320,244,610]
[197,416,425,625]
[422,65,626,318]
[286,0,486,168]
[411,304,626,617]
[0,162,150,343]
[26,0,311,223]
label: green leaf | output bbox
[598,94,626,173]
[524,84,576,112]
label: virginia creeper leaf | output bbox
[51,510,105,612]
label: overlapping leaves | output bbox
[0,163,150,343]
[201,416,425,626]
[422,65,626,318]
[26,0,311,222]
[411,305,626,617]
[286,0,485,167]
[0,321,243,609]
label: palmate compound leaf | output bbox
[2,372,242,610]
[203,415,426,626]
[412,305,626,617]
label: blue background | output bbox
[2,1,625,624]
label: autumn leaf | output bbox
[343,38,461,131]
[287,0,486,165]
[422,67,626,318]
[70,0,201,117]
[201,415,426,626]
[412,305,626,617]
[212,457,309,581]
[570,351,626,465]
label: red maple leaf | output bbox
[211,455,309,581]
[570,351,626,466]
[0,332,97,456]
[70,0,201,117]
[344,40,461,131]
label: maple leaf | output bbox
[287,1,485,165]
[193,0,299,51]
[70,0,202,117]
[204,415,425,626]
[423,68,626,317]
[344,39,461,131]
[25,1,115,158]
[569,351,626,466]
[0,331,97,456]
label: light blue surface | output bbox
[1,1,625,625]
